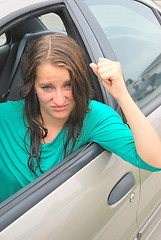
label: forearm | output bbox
[117,91,161,168]
[90,58,161,168]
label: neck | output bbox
[39,116,67,144]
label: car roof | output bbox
[0,0,51,19]
[0,0,160,22]
[0,0,59,29]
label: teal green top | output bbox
[0,100,160,202]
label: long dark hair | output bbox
[21,33,94,175]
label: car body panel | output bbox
[0,151,140,240]
[136,106,161,238]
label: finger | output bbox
[89,63,99,76]
[99,72,114,85]
[98,58,113,64]
[102,79,112,87]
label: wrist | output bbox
[115,88,131,105]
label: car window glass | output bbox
[84,0,161,109]
[0,33,6,45]
[39,13,66,32]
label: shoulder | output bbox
[88,100,121,119]
[83,100,123,131]
[0,100,24,118]
[89,100,107,109]
[0,100,24,108]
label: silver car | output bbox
[0,0,161,239]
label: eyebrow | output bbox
[39,82,53,86]
[39,80,71,86]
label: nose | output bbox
[52,89,66,105]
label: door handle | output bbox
[108,173,136,205]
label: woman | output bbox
[0,33,161,202]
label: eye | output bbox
[42,86,52,91]
[64,82,72,89]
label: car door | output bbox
[82,0,161,239]
[0,1,143,239]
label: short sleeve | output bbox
[84,100,161,172]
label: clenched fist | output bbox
[90,58,129,101]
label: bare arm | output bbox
[90,58,161,168]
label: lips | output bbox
[50,105,68,111]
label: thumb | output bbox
[89,63,98,76]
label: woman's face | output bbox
[35,62,75,125]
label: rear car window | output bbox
[0,33,6,45]
[39,13,66,32]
